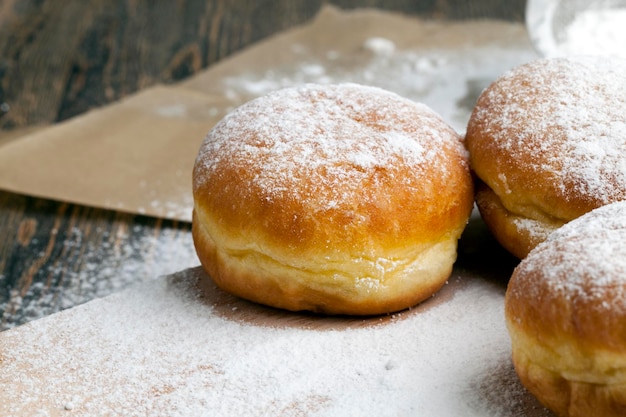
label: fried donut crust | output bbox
[192,83,474,315]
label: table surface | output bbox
[0,0,525,331]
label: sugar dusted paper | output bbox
[0,213,554,416]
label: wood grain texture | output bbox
[0,190,195,330]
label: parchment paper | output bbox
[0,6,538,221]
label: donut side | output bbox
[474,180,561,259]
[466,56,626,258]
[192,209,463,314]
[505,201,626,416]
[192,83,474,315]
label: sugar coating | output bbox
[512,201,626,314]
[194,83,467,215]
[512,217,553,243]
[472,55,626,205]
[560,9,626,58]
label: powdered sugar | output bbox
[221,39,537,133]
[527,2,626,58]
[512,217,554,243]
[559,9,626,57]
[512,201,626,313]
[471,55,626,208]
[0,222,199,331]
[363,37,396,57]
[194,83,465,213]
[0,267,550,416]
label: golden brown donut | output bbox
[466,55,626,259]
[505,200,626,417]
[192,83,474,315]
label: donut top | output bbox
[195,83,464,205]
[193,83,472,250]
[508,201,626,346]
[468,56,626,217]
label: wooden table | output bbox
[0,0,525,331]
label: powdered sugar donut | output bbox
[466,55,626,258]
[505,200,626,417]
[192,83,474,315]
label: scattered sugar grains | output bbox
[1,270,547,417]
[135,177,194,222]
[514,201,626,311]
[0,223,199,331]
[549,8,626,58]
[221,38,537,133]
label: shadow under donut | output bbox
[188,265,470,330]
[456,207,520,287]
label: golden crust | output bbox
[474,180,561,259]
[192,83,474,315]
[192,209,461,315]
[466,56,626,258]
[504,202,626,416]
[509,336,626,417]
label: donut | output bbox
[505,200,626,417]
[191,83,474,315]
[466,55,626,259]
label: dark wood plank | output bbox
[0,190,195,330]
